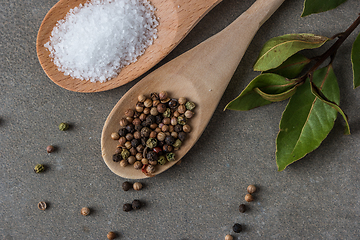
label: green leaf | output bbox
[254,86,297,102]
[264,53,311,79]
[225,73,297,111]
[310,78,350,135]
[276,65,340,171]
[301,0,348,17]
[351,32,360,88]
[254,34,329,72]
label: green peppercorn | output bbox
[163,108,171,118]
[146,138,158,148]
[34,164,45,173]
[121,149,130,160]
[59,122,69,131]
[239,204,246,213]
[123,203,132,212]
[233,223,242,233]
[173,139,182,148]
[157,155,167,165]
[177,116,187,125]
[122,181,132,191]
[166,152,175,161]
[185,101,196,110]
[132,200,142,210]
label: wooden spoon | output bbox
[101,0,285,179]
[36,0,223,92]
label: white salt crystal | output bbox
[45,0,159,83]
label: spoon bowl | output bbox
[36,0,223,92]
[101,0,285,179]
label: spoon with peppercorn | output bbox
[101,0,285,179]
[36,0,223,92]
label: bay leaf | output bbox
[254,34,329,72]
[225,73,296,111]
[301,0,348,17]
[254,86,297,102]
[276,65,340,171]
[351,32,360,88]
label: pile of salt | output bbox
[45,0,159,83]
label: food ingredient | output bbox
[225,234,233,240]
[122,181,132,191]
[59,122,69,131]
[107,231,116,240]
[38,201,47,210]
[123,203,132,212]
[239,204,246,213]
[46,145,55,153]
[245,194,254,202]
[81,207,90,216]
[45,0,159,83]
[132,200,142,210]
[111,132,120,140]
[247,185,257,194]
[34,164,45,173]
[232,223,242,233]
[133,182,143,191]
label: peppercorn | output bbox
[135,103,144,112]
[185,101,196,110]
[161,124,169,132]
[128,156,136,165]
[112,153,122,162]
[122,181,132,191]
[166,152,175,161]
[121,149,130,160]
[114,148,122,154]
[141,127,151,138]
[178,97,187,105]
[131,138,141,148]
[239,204,246,213]
[168,99,178,108]
[46,145,55,153]
[233,223,242,233]
[124,141,132,149]
[38,201,47,210]
[111,132,120,140]
[159,91,168,100]
[144,98,152,108]
[136,144,145,153]
[141,158,149,165]
[107,231,116,240]
[247,185,257,194]
[146,138,157,148]
[34,164,45,173]
[130,147,137,156]
[144,107,151,115]
[151,92,159,101]
[119,118,128,127]
[177,104,186,114]
[183,124,191,133]
[173,139,182,148]
[149,131,157,139]
[225,234,233,240]
[178,132,187,142]
[163,108,171,118]
[134,161,143,170]
[157,103,167,113]
[133,182,143,190]
[123,203,132,212]
[170,117,177,126]
[165,135,175,145]
[173,111,180,118]
[132,118,141,126]
[150,107,158,116]
[59,122,69,131]
[171,131,178,139]
[119,159,128,167]
[155,115,163,124]
[163,144,173,153]
[184,110,194,119]
[146,164,155,173]
[132,199,142,210]
[125,108,135,118]
[147,151,158,162]
[149,159,157,166]
[81,207,90,216]
[125,133,133,141]
[245,194,254,202]
[118,128,128,137]
[158,155,167,165]
[177,116,187,125]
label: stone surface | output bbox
[1,0,360,239]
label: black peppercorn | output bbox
[178,132,187,142]
[118,128,128,137]
[122,181,132,191]
[239,204,246,213]
[135,124,142,132]
[146,115,156,125]
[123,203,132,212]
[147,151,158,162]
[174,124,183,132]
[168,99,179,108]
[131,139,141,148]
[233,223,242,233]
[132,200,142,210]
[141,120,150,127]
[165,135,175,145]
[126,124,135,133]
[112,153,122,162]
[155,115,163,124]
[141,127,151,138]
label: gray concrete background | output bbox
[1,0,360,239]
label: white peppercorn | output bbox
[247,185,257,194]
[111,132,120,140]
[133,182,143,191]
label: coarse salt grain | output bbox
[45,0,159,83]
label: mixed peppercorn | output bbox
[111,91,196,175]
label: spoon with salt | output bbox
[101,0,285,179]
[37,0,224,92]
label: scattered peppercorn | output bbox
[107,231,117,240]
[245,194,254,202]
[247,184,257,194]
[59,122,69,131]
[34,164,45,173]
[132,199,142,210]
[233,223,242,233]
[81,207,90,216]
[133,182,143,191]
[239,204,246,213]
[123,203,132,212]
[122,181,132,191]
[38,201,47,210]
[111,132,120,140]
[46,145,55,153]
[225,234,233,240]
